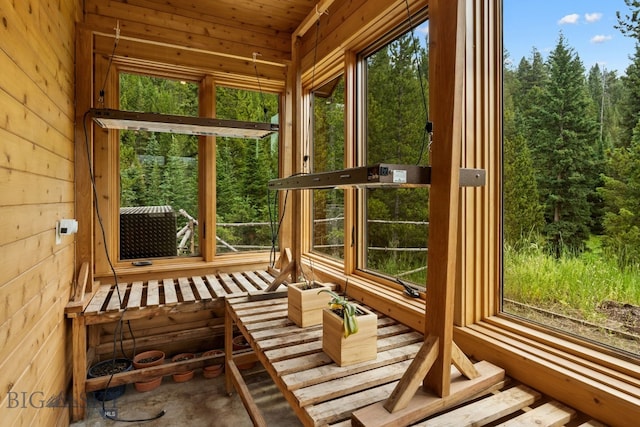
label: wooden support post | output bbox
[224,299,235,395]
[421,0,465,398]
[70,315,87,421]
[74,25,94,292]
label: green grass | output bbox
[503,236,640,322]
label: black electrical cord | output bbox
[403,0,432,165]
[269,188,289,267]
[83,112,165,423]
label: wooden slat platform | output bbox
[225,295,608,427]
[225,295,425,426]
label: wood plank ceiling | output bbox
[84,0,323,90]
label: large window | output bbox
[360,21,430,287]
[503,0,640,356]
[115,74,279,263]
[119,74,200,260]
[215,86,279,254]
[312,75,345,260]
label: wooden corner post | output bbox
[353,1,504,425]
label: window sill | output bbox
[95,251,273,283]
[454,318,640,426]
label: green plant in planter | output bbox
[318,289,359,338]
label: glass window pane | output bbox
[312,76,345,259]
[503,0,640,356]
[119,74,199,260]
[362,21,429,287]
[215,86,279,254]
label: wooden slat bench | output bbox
[224,294,608,427]
[64,265,282,421]
[224,294,501,427]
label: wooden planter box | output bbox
[287,282,332,327]
[322,305,377,366]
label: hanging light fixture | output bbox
[90,108,278,139]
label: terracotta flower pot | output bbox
[202,349,225,378]
[134,376,162,392]
[232,335,255,370]
[171,353,196,382]
[132,350,165,392]
[133,350,165,369]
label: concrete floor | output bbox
[71,366,302,427]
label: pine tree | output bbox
[531,33,599,256]
[599,119,640,268]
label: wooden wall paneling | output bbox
[0,87,74,158]
[0,48,74,137]
[0,221,72,320]
[119,0,291,40]
[187,0,310,32]
[0,188,73,284]
[0,0,75,95]
[75,25,95,286]
[0,269,72,415]
[0,46,73,129]
[200,76,216,260]
[4,310,70,426]
[0,127,73,184]
[0,245,73,360]
[83,0,290,63]
[9,0,76,75]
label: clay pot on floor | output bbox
[171,353,196,382]
[132,350,165,392]
[202,349,225,378]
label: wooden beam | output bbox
[384,335,439,413]
[74,25,94,291]
[292,0,337,40]
[451,340,479,380]
[226,358,268,427]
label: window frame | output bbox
[295,1,639,424]
[91,62,280,278]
